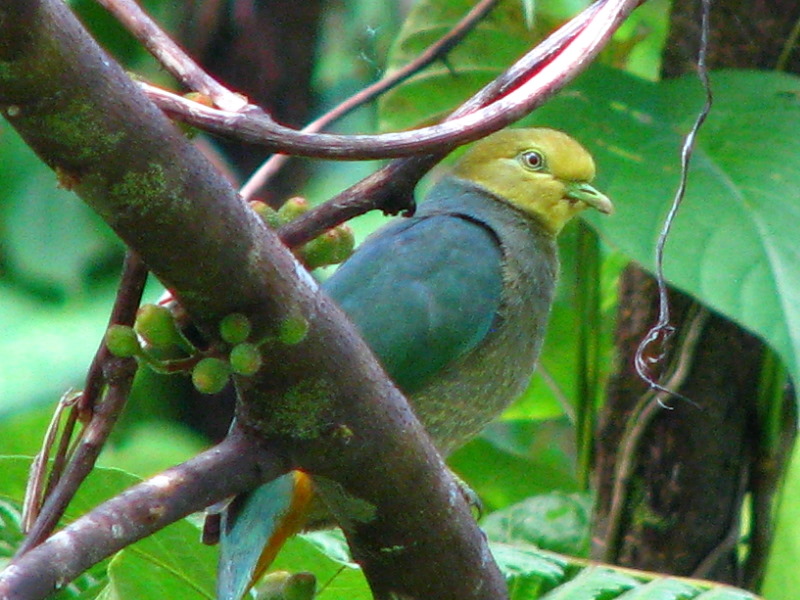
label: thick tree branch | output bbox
[0,1,504,598]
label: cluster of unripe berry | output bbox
[105,306,275,395]
[250,196,354,270]
[104,195,354,395]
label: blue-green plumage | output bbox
[324,181,504,395]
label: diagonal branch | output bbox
[0,1,506,599]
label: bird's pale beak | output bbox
[565,182,614,215]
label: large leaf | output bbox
[0,457,217,600]
[483,492,593,556]
[524,67,800,397]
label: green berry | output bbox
[278,316,309,345]
[105,325,141,358]
[135,304,184,349]
[277,196,309,223]
[219,313,252,345]
[257,571,316,600]
[299,225,355,270]
[229,343,262,376]
[282,572,316,600]
[191,357,230,394]
[250,200,282,229]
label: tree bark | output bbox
[593,267,763,582]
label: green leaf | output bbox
[0,456,136,517]
[693,588,760,600]
[525,67,800,401]
[0,457,137,597]
[491,541,567,599]
[762,440,800,599]
[483,492,592,556]
[539,566,638,599]
[106,519,216,600]
[613,577,697,599]
[378,0,542,131]
[0,457,217,600]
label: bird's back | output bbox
[324,177,558,455]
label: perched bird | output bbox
[217,127,613,599]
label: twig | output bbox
[146,0,641,160]
[18,252,149,554]
[93,0,246,111]
[239,0,501,200]
[22,389,80,531]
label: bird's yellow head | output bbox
[450,128,613,234]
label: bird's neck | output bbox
[421,176,555,239]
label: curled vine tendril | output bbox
[634,0,713,406]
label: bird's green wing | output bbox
[323,214,503,394]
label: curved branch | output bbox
[95,0,246,112]
[148,0,639,159]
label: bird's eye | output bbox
[519,150,545,171]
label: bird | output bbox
[216,127,613,599]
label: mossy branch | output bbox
[0,1,503,599]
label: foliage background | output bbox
[0,0,798,598]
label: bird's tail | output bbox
[217,471,314,600]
